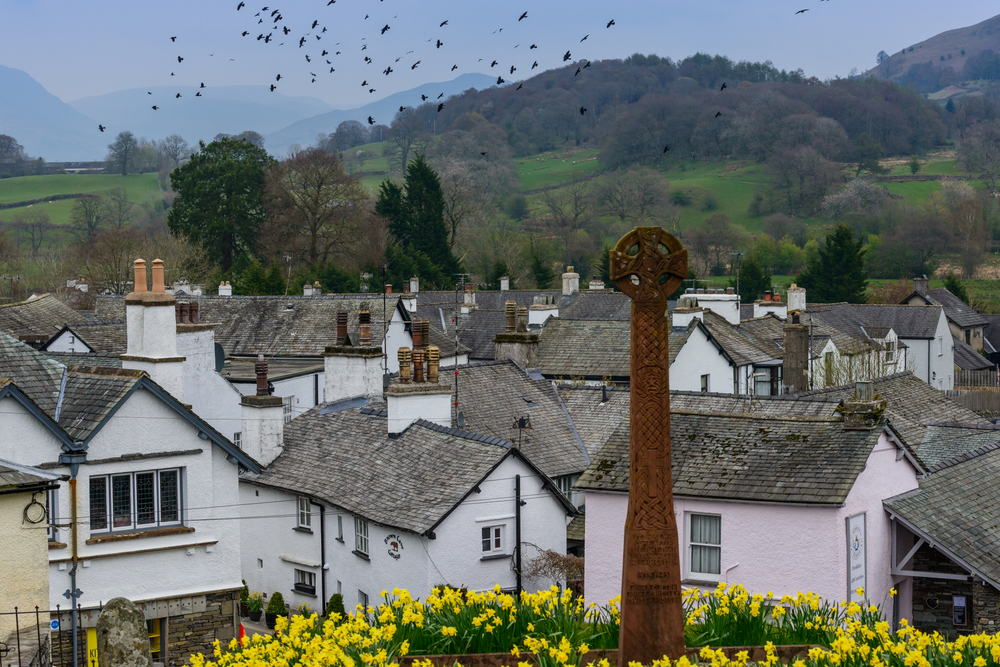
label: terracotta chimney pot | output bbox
[412,349,425,383]
[398,348,411,384]
[359,308,372,346]
[765,290,772,302]
[336,310,348,345]
[133,259,147,293]
[255,353,269,396]
[151,259,166,293]
[385,284,392,294]
[427,346,440,383]
[190,301,200,324]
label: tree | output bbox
[853,133,886,177]
[158,134,190,168]
[387,108,429,171]
[530,253,555,289]
[107,131,139,176]
[0,135,26,176]
[374,154,461,286]
[102,188,136,229]
[327,120,369,152]
[957,119,1000,194]
[263,147,371,265]
[594,168,670,225]
[69,196,105,244]
[949,199,988,278]
[943,273,970,305]
[729,256,771,302]
[168,137,275,271]
[876,50,890,65]
[796,224,867,303]
[908,155,921,175]
[83,228,142,294]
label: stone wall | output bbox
[166,590,239,666]
[910,544,975,638]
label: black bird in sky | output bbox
[563,51,571,61]
[147,91,152,94]
[438,103,445,112]
[436,39,443,48]
[382,24,390,34]
[584,61,591,69]
[306,55,311,62]
[384,66,392,74]
[795,8,808,13]
[451,64,458,71]
[497,76,505,84]
[176,93,181,98]
[322,27,327,32]
[242,31,249,36]
[580,107,586,115]
[518,11,527,20]
[421,94,428,101]
[362,79,368,86]
[310,72,316,76]
[299,36,306,47]
[575,67,581,76]
[580,35,588,42]
[607,19,615,27]
[200,82,206,88]
[270,84,276,91]
[720,82,727,91]
[510,65,516,74]
[170,36,177,42]
[411,61,419,69]
[196,92,202,96]
[271,9,278,16]
[177,56,184,63]
[367,116,375,125]
[440,20,448,26]
[364,56,371,63]
[532,61,538,69]
[327,0,334,5]
[480,152,487,156]
[237,1,244,9]
[322,50,328,56]
[99,124,105,132]
[516,83,523,90]
[283,26,290,34]
[276,73,282,81]
[312,20,319,29]
[265,32,272,42]
[530,44,537,49]
[491,60,498,67]
[171,72,175,75]
[663,145,669,153]
[399,106,405,112]
[152,105,159,110]
[330,67,335,72]
[369,88,375,93]
[437,93,443,99]
[715,111,722,117]
[364,14,368,19]
[257,33,264,40]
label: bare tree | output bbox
[106,131,139,176]
[158,134,190,169]
[595,168,670,224]
[83,228,142,294]
[388,108,429,171]
[437,162,480,247]
[102,188,136,229]
[950,199,988,277]
[69,195,106,244]
[542,182,594,262]
[957,119,1000,194]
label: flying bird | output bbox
[384,66,392,74]
[795,8,808,13]
[170,36,177,42]
[715,111,722,117]
[196,92,202,96]
[283,26,290,34]
[306,55,311,62]
[491,60,498,67]
[362,80,368,86]
[580,35,588,42]
[312,20,319,29]
[382,24,390,34]
[98,124,105,132]
[437,93,444,99]
[438,103,445,112]
[276,73,282,81]
[152,105,159,110]
[563,51,571,61]
[322,50,328,56]
[607,19,615,28]
[451,64,458,71]
[575,67,581,76]
[147,91,152,94]
[580,107,586,115]
[530,44,537,49]
[532,61,538,69]
[364,14,368,19]
[584,61,591,69]
[411,61,419,69]
[720,82,727,91]
[200,82,206,88]
[440,20,448,26]
[237,1,244,8]
[177,56,184,63]
[518,11,527,20]
[421,94,428,101]
[369,88,375,93]
[367,116,375,125]
[176,93,182,98]
[242,31,249,36]
[510,65,516,74]
[516,83,523,90]
[399,106,405,112]
[327,0,334,5]
[497,76,505,84]
[436,39,443,48]
[270,84,276,91]
[663,145,669,153]
[299,36,306,47]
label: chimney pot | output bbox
[255,354,269,396]
[504,300,516,333]
[516,306,528,332]
[151,259,166,293]
[133,259,148,293]
[336,310,348,345]
[397,348,412,384]
[726,287,735,295]
[385,284,392,294]
[773,293,781,303]
[765,290,772,302]
[359,308,372,346]
[427,346,440,383]
[411,319,423,349]
[412,349,425,383]
[696,288,704,294]
[500,276,509,291]
[409,276,419,294]
[190,301,199,324]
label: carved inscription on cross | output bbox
[609,227,687,664]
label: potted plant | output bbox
[247,592,265,622]
[240,580,250,617]
[265,592,286,629]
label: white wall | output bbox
[45,330,92,354]
[382,308,409,374]
[178,330,245,437]
[584,429,918,618]
[670,328,734,394]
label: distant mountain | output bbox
[0,65,105,161]
[69,86,334,148]
[265,73,496,155]
[869,12,1000,90]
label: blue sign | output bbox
[50,619,60,631]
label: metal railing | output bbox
[0,604,102,667]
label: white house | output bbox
[0,260,260,665]
[238,346,575,610]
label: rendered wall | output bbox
[0,491,50,644]
[670,328,734,393]
[178,330,244,437]
[45,330,93,353]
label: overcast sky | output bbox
[1,0,996,109]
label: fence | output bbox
[944,389,1000,414]
[954,369,1000,392]
[0,605,99,667]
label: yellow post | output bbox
[86,627,99,667]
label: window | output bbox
[754,367,781,396]
[966,330,971,345]
[482,525,504,554]
[257,558,263,569]
[283,396,294,424]
[297,497,312,529]
[700,374,709,393]
[688,513,721,578]
[885,341,896,363]
[337,515,344,541]
[358,590,369,610]
[294,569,316,595]
[47,488,58,541]
[354,517,369,555]
[69,335,75,344]
[147,619,164,662]
[556,474,578,499]
[89,469,181,533]
[938,337,943,356]
[233,432,242,449]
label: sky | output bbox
[1,0,997,109]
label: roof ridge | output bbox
[927,440,1000,473]
[412,418,513,448]
[68,366,144,379]
[0,293,53,309]
[670,409,841,422]
[927,421,1000,430]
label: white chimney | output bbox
[303,283,314,297]
[695,287,741,325]
[240,356,284,466]
[385,346,451,435]
[218,281,233,296]
[528,295,559,326]
[324,346,384,403]
[787,283,806,313]
[753,291,788,319]
[125,259,146,357]
[461,287,476,315]
[500,276,510,291]
[672,296,704,329]
[588,276,605,290]
[561,266,580,296]
[121,259,185,401]
[409,276,420,294]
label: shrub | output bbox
[240,580,249,603]
[670,189,692,206]
[325,593,346,620]
[701,191,719,211]
[266,592,286,614]
[0,173,11,179]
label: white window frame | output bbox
[685,512,722,582]
[354,517,369,555]
[89,468,182,534]
[233,432,242,449]
[885,341,895,363]
[337,515,344,541]
[481,524,505,554]
[297,496,312,529]
[283,396,294,424]
[701,374,710,393]
[294,569,316,595]
[556,474,577,499]
[938,336,943,356]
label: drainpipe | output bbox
[310,499,327,610]
[60,449,86,667]
[515,474,522,596]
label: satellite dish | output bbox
[214,343,225,372]
[457,411,465,429]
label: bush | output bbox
[0,173,11,179]
[670,189,692,206]
[701,191,719,211]
[325,593,346,620]
[240,579,249,603]
[266,591,286,614]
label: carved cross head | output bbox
[609,227,687,302]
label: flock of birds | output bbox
[95,2,824,144]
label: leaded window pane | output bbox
[136,473,156,525]
[159,470,179,523]
[89,477,107,531]
[112,475,132,528]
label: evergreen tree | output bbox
[374,154,461,287]
[945,98,956,114]
[943,272,970,305]
[729,257,772,303]
[796,224,867,303]
[531,254,555,289]
[487,260,511,290]
[598,245,612,287]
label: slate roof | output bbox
[915,423,1000,470]
[0,330,64,413]
[559,291,631,321]
[567,514,585,542]
[41,320,128,353]
[800,372,987,456]
[96,294,402,357]
[457,309,506,360]
[576,405,887,505]
[450,360,590,477]
[910,289,988,329]
[41,352,123,369]
[251,405,571,535]
[0,458,63,491]
[953,336,993,371]
[556,385,630,457]
[885,446,1000,587]
[0,294,82,340]
[982,315,1000,356]
[807,303,944,340]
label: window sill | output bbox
[48,541,67,550]
[682,577,723,586]
[335,537,345,543]
[86,525,194,545]
[352,549,370,561]
[293,526,313,534]
[293,585,317,597]
[480,553,509,561]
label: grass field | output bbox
[515,147,603,191]
[0,173,162,205]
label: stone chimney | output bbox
[840,381,887,430]
[561,266,580,296]
[782,312,809,394]
[528,295,559,326]
[754,290,788,319]
[121,259,185,400]
[589,275,605,290]
[787,283,806,313]
[500,276,510,291]
[218,281,232,296]
[495,301,539,367]
[913,275,929,296]
[409,276,420,294]
[324,337,384,403]
[303,283,314,297]
[671,295,703,329]
[240,355,284,465]
[385,345,451,435]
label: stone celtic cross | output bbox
[609,227,687,663]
